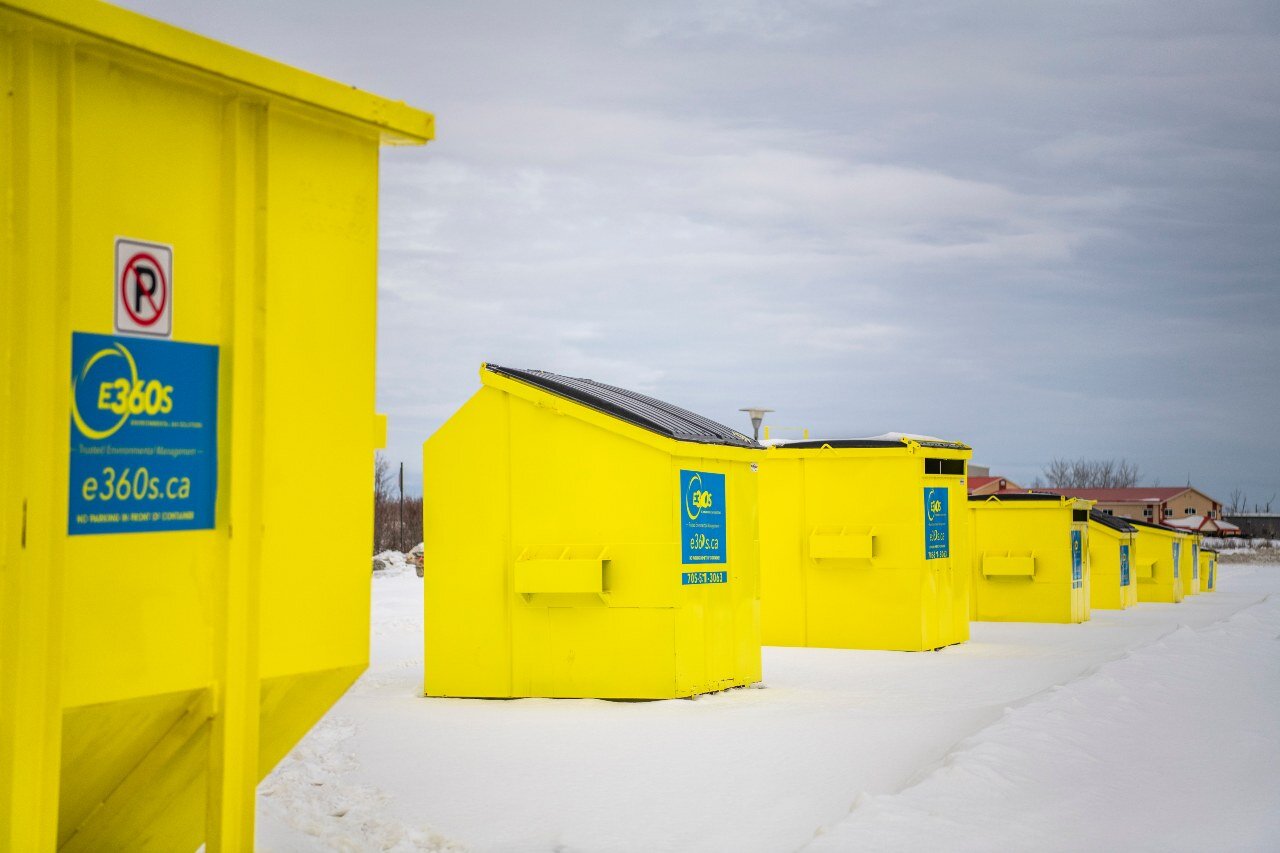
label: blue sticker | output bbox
[1120,543,1130,587]
[1071,529,1083,589]
[681,571,728,585]
[1172,541,1181,579]
[69,332,219,535]
[924,487,949,560]
[681,469,726,565]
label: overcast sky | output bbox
[124,0,1280,505]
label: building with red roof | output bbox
[1033,486,1225,528]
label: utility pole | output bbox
[398,461,405,552]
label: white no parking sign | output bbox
[115,237,173,337]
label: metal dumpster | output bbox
[968,493,1093,623]
[1129,518,1184,603]
[0,2,433,849]
[758,436,971,651]
[1088,510,1138,610]
[422,364,764,699]
[1200,547,1218,592]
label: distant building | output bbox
[1035,486,1224,526]
[969,465,991,478]
[969,475,1023,496]
[1225,513,1280,539]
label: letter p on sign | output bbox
[115,237,173,337]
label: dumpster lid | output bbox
[775,432,969,451]
[1089,509,1138,533]
[485,364,761,449]
[774,439,906,450]
[968,492,1068,503]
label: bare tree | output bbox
[1227,487,1247,515]
[1041,457,1142,489]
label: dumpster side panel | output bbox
[758,457,807,646]
[506,395,678,698]
[1134,527,1183,603]
[423,387,515,697]
[1200,550,1217,592]
[1088,523,1132,610]
[802,455,925,651]
[970,505,1087,623]
[258,110,379,681]
[59,48,226,710]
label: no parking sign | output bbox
[115,237,173,337]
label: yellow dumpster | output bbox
[422,364,764,699]
[0,2,432,849]
[1200,548,1218,592]
[1130,519,1184,603]
[757,436,971,651]
[968,494,1093,623]
[1087,510,1138,610]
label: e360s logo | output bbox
[71,341,174,440]
[685,472,714,520]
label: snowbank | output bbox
[806,586,1280,852]
[258,564,1280,852]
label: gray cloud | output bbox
[123,0,1280,502]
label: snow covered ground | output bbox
[258,562,1280,852]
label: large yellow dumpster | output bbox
[757,437,971,651]
[1200,548,1218,592]
[1130,518,1184,603]
[0,2,432,849]
[1088,510,1138,610]
[422,364,764,699]
[968,494,1093,623]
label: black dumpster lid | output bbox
[485,364,761,449]
[775,435,969,451]
[968,492,1068,503]
[774,439,906,450]
[1089,509,1138,532]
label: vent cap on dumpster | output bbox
[485,363,760,449]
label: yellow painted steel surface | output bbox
[423,366,764,699]
[1088,520,1138,610]
[1182,534,1202,595]
[1200,549,1218,592]
[0,2,432,849]
[758,439,971,651]
[1130,519,1184,603]
[968,495,1093,623]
